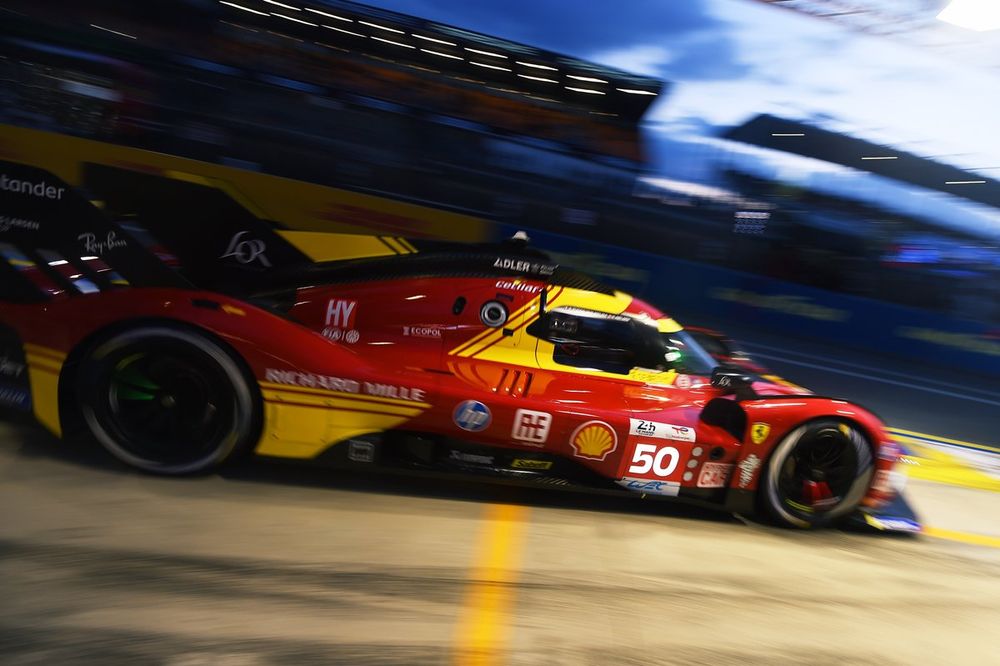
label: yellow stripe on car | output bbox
[256,402,420,459]
[23,343,67,361]
[258,381,431,409]
[23,343,66,437]
[450,293,546,358]
[277,231,405,262]
[260,388,425,418]
[257,384,430,459]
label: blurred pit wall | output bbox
[3,124,997,377]
[515,225,1000,377]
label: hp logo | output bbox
[453,400,492,432]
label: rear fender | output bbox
[11,289,368,443]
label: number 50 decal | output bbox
[628,443,680,477]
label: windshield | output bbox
[535,309,724,377]
[659,330,718,376]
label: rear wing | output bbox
[0,160,320,302]
[0,160,184,302]
[1,159,568,304]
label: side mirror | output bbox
[711,366,757,399]
[526,311,577,343]
[527,310,632,345]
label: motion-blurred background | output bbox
[5,3,1000,665]
[4,0,1000,379]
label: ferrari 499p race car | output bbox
[0,160,915,530]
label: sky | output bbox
[359,0,1000,238]
[359,0,1000,167]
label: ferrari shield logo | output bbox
[750,422,771,445]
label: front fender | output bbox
[722,395,897,514]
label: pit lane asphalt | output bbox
[2,417,1000,666]
[3,322,1000,665]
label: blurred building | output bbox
[1,0,659,206]
[2,0,998,323]
[717,114,1000,320]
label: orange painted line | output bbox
[453,504,529,666]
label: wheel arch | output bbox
[57,316,264,439]
[723,398,885,519]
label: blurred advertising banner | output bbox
[0,125,489,242]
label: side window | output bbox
[529,311,645,375]
[553,341,635,374]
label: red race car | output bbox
[0,160,915,530]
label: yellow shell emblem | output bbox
[750,422,771,445]
[570,421,618,461]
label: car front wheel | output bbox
[760,419,874,528]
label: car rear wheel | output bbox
[760,419,874,528]
[78,325,260,475]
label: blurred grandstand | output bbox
[1,0,998,323]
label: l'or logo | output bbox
[221,231,271,267]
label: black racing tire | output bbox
[77,325,260,475]
[759,419,874,529]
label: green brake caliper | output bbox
[112,354,160,401]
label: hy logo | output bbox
[325,299,358,328]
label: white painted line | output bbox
[745,341,1000,400]
[751,352,1000,408]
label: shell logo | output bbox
[570,420,618,461]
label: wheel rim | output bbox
[775,426,860,517]
[100,346,234,466]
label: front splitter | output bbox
[845,492,921,534]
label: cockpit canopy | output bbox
[527,307,717,376]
